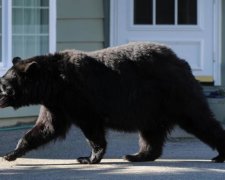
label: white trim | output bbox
[213,0,222,85]
[2,0,12,68]
[49,0,56,53]
[110,0,119,47]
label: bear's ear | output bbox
[12,57,22,65]
[24,61,40,75]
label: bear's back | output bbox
[88,42,176,62]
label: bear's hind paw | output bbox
[124,152,160,162]
[212,155,225,163]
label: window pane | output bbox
[13,2,49,34]
[12,8,24,34]
[12,0,49,59]
[13,0,48,7]
[40,9,49,33]
[32,36,49,55]
[178,0,197,25]
[12,36,24,57]
[40,36,49,54]
[12,35,49,58]
[156,0,175,24]
[22,9,49,34]
[41,0,49,6]
[12,0,22,6]
[24,36,37,57]
[134,0,153,25]
[24,9,39,34]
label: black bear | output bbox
[0,42,225,164]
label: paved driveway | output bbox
[0,126,225,179]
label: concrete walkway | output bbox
[0,126,225,179]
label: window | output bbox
[0,0,56,71]
[178,0,197,24]
[156,0,175,24]
[134,0,153,24]
[12,0,49,58]
[134,0,197,25]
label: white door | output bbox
[110,0,221,85]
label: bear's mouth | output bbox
[0,96,9,108]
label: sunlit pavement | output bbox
[0,126,225,179]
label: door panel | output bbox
[110,0,220,84]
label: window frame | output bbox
[0,0,56,75]
[128,0,203,31]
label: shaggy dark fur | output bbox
[1,42,225,164]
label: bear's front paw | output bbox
[77,157,91,164]
[77,156,101,164]
[4,151,19,161]
[3,149,25,161]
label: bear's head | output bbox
[0,57,41,108]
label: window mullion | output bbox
[175,0,178,25]
[2,0,12,68]
[152,0,156,25]
[49,0,56,53]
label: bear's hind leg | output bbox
[4,106,71,161]
[179,113,225,163]
[124,130,166,162]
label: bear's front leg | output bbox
[4,138,28,161]
[3,123,55,161]
[77,125,107,164]
[4,106,71,161]
[4,151,23,161]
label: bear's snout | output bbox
[0,79,15,108]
